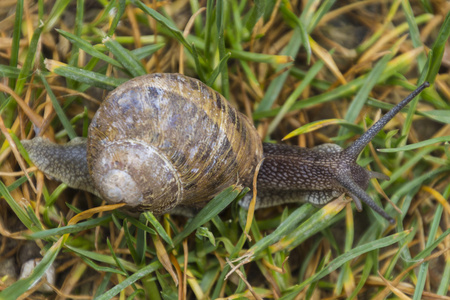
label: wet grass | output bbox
[0,0,449,299]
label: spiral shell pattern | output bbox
[87,73,263,215]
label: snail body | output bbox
[23,74,429,222]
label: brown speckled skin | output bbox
[240,143,370,209]
[87,73,263,215]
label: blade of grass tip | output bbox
[103,37,146,77]
[0,238,63,300]
[143,212,174,248]
[132,0,193,54]
[39,72,78,139]
[56,29,122,68]
[425,12,450,84]
[108,0,126,36]
[44,59,126,90]
[172,186,243,245]
[267,57,326,136]
[206,52,231,87]
[279,230,411,300]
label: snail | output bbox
[22,73,430,223]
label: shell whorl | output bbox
[87,73,263,215]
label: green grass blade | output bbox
[28,215,112,239]
[244,0,265,31]
[0,65,21,79]
[279,230,411,300]
[132,0,193,54]
[267,57,325,136]
[94,260,161,300]
[9,0,23,77]
[0,181,34,231]
[45,59,126,90]
[378,136,450,152]
[247,204,316,258]
[57,29,122,68]
[401,0,427,70]
[103,37,146,77]
[132,43,165,60]
[206,52,231,87]
[39,72,78,139]
[425,12,450,84]
[338,52,392,138]
[172,186,243,245]
[419,110,450,123]
[108,0,126,36]
[43,0,71,31]
[280,3,311,64]
[413,184,449,299]
[143,212,174,248]
[0,239,62,300]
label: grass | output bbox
[0,0,449,299]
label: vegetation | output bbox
[0,0,449,299]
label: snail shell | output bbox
[87,73,263,215]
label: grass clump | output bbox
[0,0,449,299]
